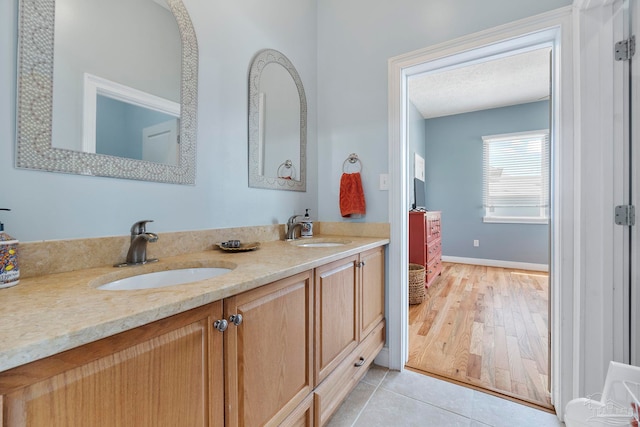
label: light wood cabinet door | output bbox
[314,255,359,385]
[224,271,313,427]
[0,302,224,427]
[359,247,385,339]
[313,248,386,426]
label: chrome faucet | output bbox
[286,215,303,240]
[118,220,159,266]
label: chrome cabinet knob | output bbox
[214,319,228,332]
[229,314,243,326]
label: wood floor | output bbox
[406,262,552,409]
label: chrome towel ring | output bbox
[342,153,362,173]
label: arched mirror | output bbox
[248,49,307,191]
[16,0,198,184]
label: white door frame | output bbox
[82,73,180,154]
[631,0,640,367]
[387,6,575,417]
[572,0,628,399]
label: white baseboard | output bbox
[374,346,389,368]
[441,256,548,272]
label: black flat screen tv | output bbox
[413,177,426,210]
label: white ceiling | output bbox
[408,48,551,119]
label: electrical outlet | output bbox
[473,240,479,247]
[379,174,389,190]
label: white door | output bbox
[142,119,179,165]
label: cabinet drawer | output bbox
[280,394,314,427]
[426,256,442,287]
[426,239,441,263]
[314,321,385,426]
[426,213,441,243]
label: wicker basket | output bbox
[409,263,426,304]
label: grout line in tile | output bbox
[348,369,390,426]
[362,381,481,425]
[351,367,562,427]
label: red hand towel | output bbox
[340,172,366,217]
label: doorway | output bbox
[404,48,553,409]
[407,264,552,407]
[386,8,574,416]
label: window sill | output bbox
[483,216,548,225]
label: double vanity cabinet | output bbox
[0,244,385,427]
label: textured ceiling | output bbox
[408,48,551,119]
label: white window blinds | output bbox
[482,130,549,217]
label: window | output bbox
[482,130,549,224]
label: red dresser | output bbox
[409,211,442,288]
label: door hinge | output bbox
[615,36,636,61]
[615,205,636,226]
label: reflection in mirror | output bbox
[259,64,300,179]
[248,49,306,191]
[95,95,180,165]
[16,0,198,184]
[83,74,181,165]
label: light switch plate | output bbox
[379,174,389,190]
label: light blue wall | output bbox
[96,96,132,159]
[0,0,572,242]
[408,102,426,208]
[1,0,318,242]
[96,97,178,160]
[316,0,571,223]
[424,101,549,265]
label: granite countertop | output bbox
[0,236,388,373]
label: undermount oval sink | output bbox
[97,267,233,291]
[291,239,351,248]
[296,242,345,248]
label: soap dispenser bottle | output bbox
[301,209,313,238]
[0,209,19,289]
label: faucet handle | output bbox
[130,220,154,235]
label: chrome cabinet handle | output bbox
[354,357,365,367]
[356,261,366,268]
[213,319,228,332]
[229,314,243,326]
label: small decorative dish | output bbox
[216,242,261,252]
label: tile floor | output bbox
[326,365,564,427]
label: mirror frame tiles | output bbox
[248,49,307,192]
[15,0,199,185]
